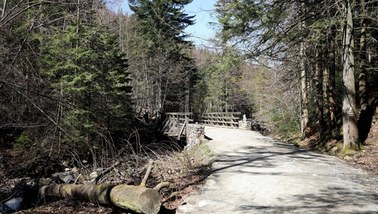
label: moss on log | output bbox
[39,184,161,214]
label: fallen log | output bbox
[39,160,168,214]
[39,183,161,214]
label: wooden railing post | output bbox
[185,115,189,144]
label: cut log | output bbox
[39,184,161,214]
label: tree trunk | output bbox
[342,0,359,151]
[358,0,367,112]
[39,184,162,214]
[357,0,371,143]
[300,40,309,135]
[323,46,330,135]
[328,33,337,133]
[315,46,324,137]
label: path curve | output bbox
[178,127,378,214]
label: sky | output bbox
[184,0,218,46]
[106,0,218,47]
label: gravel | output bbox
[177,127,378,214]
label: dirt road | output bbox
[178,127,378,214]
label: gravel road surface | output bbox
[178,127,378,214]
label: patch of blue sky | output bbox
[105,0,218,47]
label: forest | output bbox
[0,0,377,213]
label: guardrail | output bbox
[201,112,241,128]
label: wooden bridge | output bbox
[162,112,243,139]
[201,112,241,128]
[161,112,193,139]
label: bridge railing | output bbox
[162,112,193,139]
[162,112,243,139]
[201,112,241,128]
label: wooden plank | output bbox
[202,120,238,125]
[166,112,192,116]
[177,120,187,140]
[203,112,241,115]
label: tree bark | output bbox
[300,40,309,135]
[328,33,337,133]
[299,1,310,136]
[357,0,371,144]
[315,46,324,137]
[358,0,367,112]
[323,46,330,135]
[342,0,359,151]
[39,184,162,214]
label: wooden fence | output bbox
[162,112,242,138]
[201,112,241,128]
[162,112,193,139]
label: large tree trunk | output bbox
[342,0,359,151]
[299,1,309,136]
[39,184,162,214]
[300,41,309,135]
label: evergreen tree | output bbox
[39,22,132,148]
[129,0,195,116]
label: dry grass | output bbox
[1,131,214,214]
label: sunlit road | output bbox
[178,127,378,214]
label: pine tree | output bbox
[128,0,195,116]
[39,16,132,149]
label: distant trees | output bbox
[215,0,303,138]
[216,0,378,150]
[191,47,252,117]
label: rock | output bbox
[52,171,76,184]
[177,203,195,213]
[185,124,205,149]
[238,114,252,130]
[0,203,12,213]
[4,197,23,211]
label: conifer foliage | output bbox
[40,24,132,146]
[129,0,195,116]
[0,0,133,157]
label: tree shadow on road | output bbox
[210,144,325,174]
[238,186,378,213]
[207,142,378,213]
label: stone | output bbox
[238,114,252,130]
[185,124,205,149]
